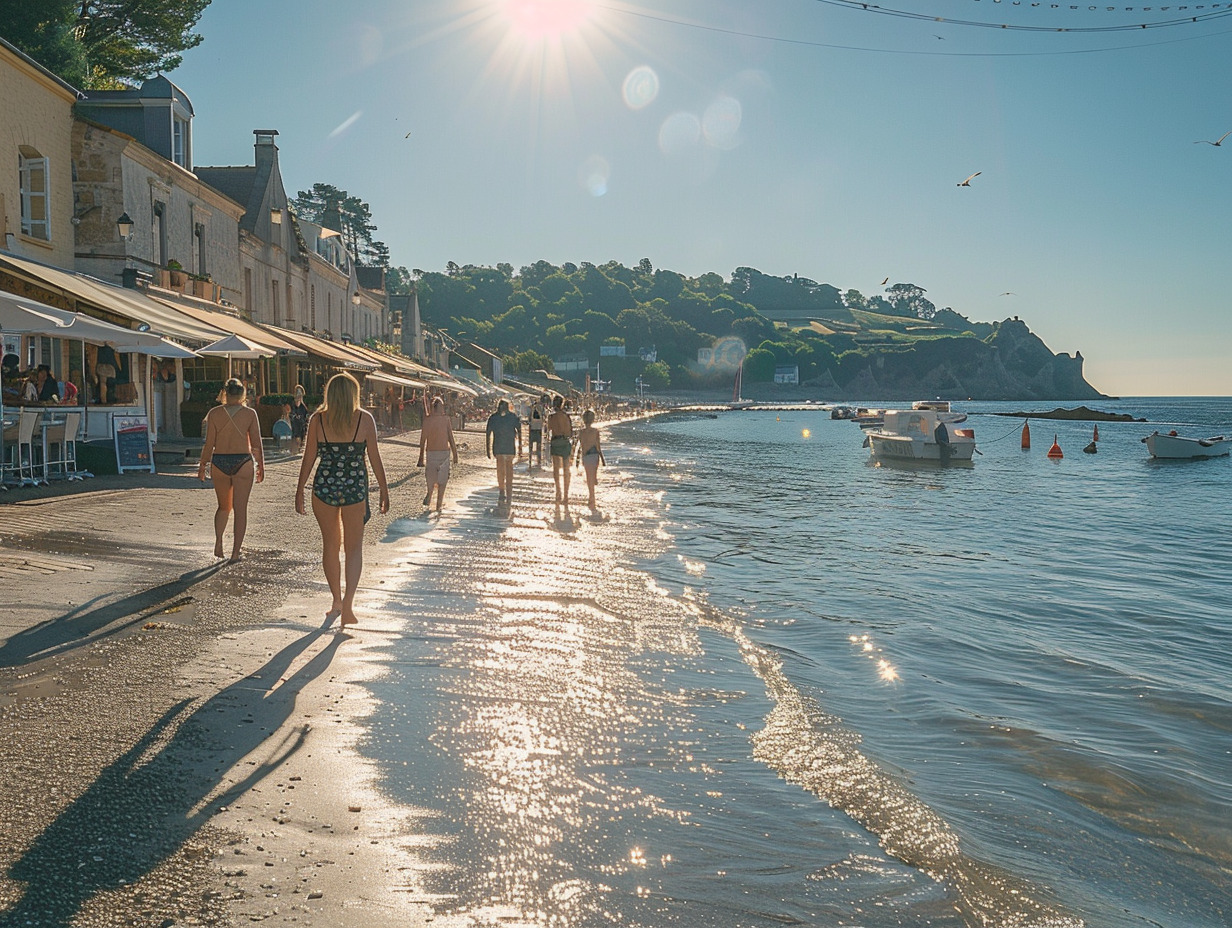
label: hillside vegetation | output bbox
[416,260,1103,400]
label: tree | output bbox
[641,360,671,390]
[885,283,937,320]
[291,184,379,259]
[1,0,213,88]
[743,347,777,382]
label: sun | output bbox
[500,0,596,40]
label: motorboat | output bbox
[831,405,857,420]
[1141,431,1230,459]
[865,407,976,462]
[853,407,886,429]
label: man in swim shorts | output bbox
[486,398,522,504]
[417,396,458,512]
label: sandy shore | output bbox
[0,424,503,927]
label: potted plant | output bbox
[189,272,215,300]
[167,260,188,289]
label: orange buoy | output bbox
[1047,434,1063,459]
[1021,420,1031,450]
[1093,423,1100,442]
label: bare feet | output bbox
[326,602,343,620]
[228,552,243,563]
[214,540,225,559]
[340,610,358,627]
[422,492,431,506]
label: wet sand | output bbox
[0,427,497,927]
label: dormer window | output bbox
[172,115,189,167]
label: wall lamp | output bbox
[116,212,134,238]
[270,207,282,225]
[351,291,361,306]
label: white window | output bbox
[18,152,50,241]
[173,117,188,167]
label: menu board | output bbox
[114,414,155,473]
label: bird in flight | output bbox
[999,291,1015,296]
[957,171,981,187]
[405,131,413,138]
[1194,131,1231,146]
[881,277,890,286]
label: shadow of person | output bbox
[0,619,343,925]
[0,564,226,669]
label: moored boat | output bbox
[865,407,976,462]
[1141,431,1230,459]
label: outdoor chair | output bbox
[15,408,46,486]
[43,411,84,481]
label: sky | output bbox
[170,0,1232,396]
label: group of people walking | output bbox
[197,376,606,628]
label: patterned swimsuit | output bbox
[311,415,368,512]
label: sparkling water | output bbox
[364,397,1232,928]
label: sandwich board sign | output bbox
[114,414,155,473]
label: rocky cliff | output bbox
[800,318,1104,400]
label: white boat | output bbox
[865,407,977,462]
[1142,431,1230,459]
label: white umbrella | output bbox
[196,333,276,377]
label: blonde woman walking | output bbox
[198,378,265,562]
[294,372,390,627]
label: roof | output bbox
[355,266,385,291]
[0,36,83,101]
[194,166,260,229]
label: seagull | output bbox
[880,277,890,286]
[405,131,413,138]
[1194,130,1231,146]
[957,171,981,187]
[999,291,1015,296]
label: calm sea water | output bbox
[363,397,1232,928]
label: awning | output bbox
[343,342,439,378]
[428,377,478,397]
[264,326,376,370]
[364,370,429,390]
[0,290,198,357]
[150,296,304,353]
[0,251,228,344]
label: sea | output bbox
[362,397,1232,928]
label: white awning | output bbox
[365,370,429,390]
[428,377,478,397]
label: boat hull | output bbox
[1143,432,1230,459]
[867,433,976,461]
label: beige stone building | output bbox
[0,37,77,269]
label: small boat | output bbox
[865,407,977,462]
[1141,431,1230,459]
[831,405,857,420]
[853,407,886,429]
[912,399,953,413]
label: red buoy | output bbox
[1047,434,1063,459]
[1021,420,1031,450]
[1093,423,1100,443]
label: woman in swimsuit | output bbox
[547,395,574,504]
[573,408,606,511]
[294,372,390,627]
[197,378,265,562]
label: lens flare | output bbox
[622,65,660,110]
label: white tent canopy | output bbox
[196,333,276,377]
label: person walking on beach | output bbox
[294,372,390,627]
[486,398,522,504]
[527,396,545,467]
[289,384,310,453]
[418,395,458,511]
[547,395,574,504]
[574,408,606,511]
[197,378,265,562]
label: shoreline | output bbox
[0,424,501,925]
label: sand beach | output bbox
[0,426,497,927]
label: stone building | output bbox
[0,37,78,269]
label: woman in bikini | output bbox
[294,372,390,627]
[547,395,574,504]
[573,408,606,511]
[197,378,265,562]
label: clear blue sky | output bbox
[172,0,1232,396]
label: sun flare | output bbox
[500,0,595,40]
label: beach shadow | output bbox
[0,620,342,925]
[0,564,226,669]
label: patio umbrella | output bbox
[196,333,275,377]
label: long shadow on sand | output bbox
[0,564,225,669]
[0,620,342,925]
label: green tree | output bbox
[641,360,671,390]
[3,0,214,88]
[291,184,378,259]
[743,347,777,382]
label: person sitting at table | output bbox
[36,365,59,404]
[60,377,78,405]
[20,370,39,404]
